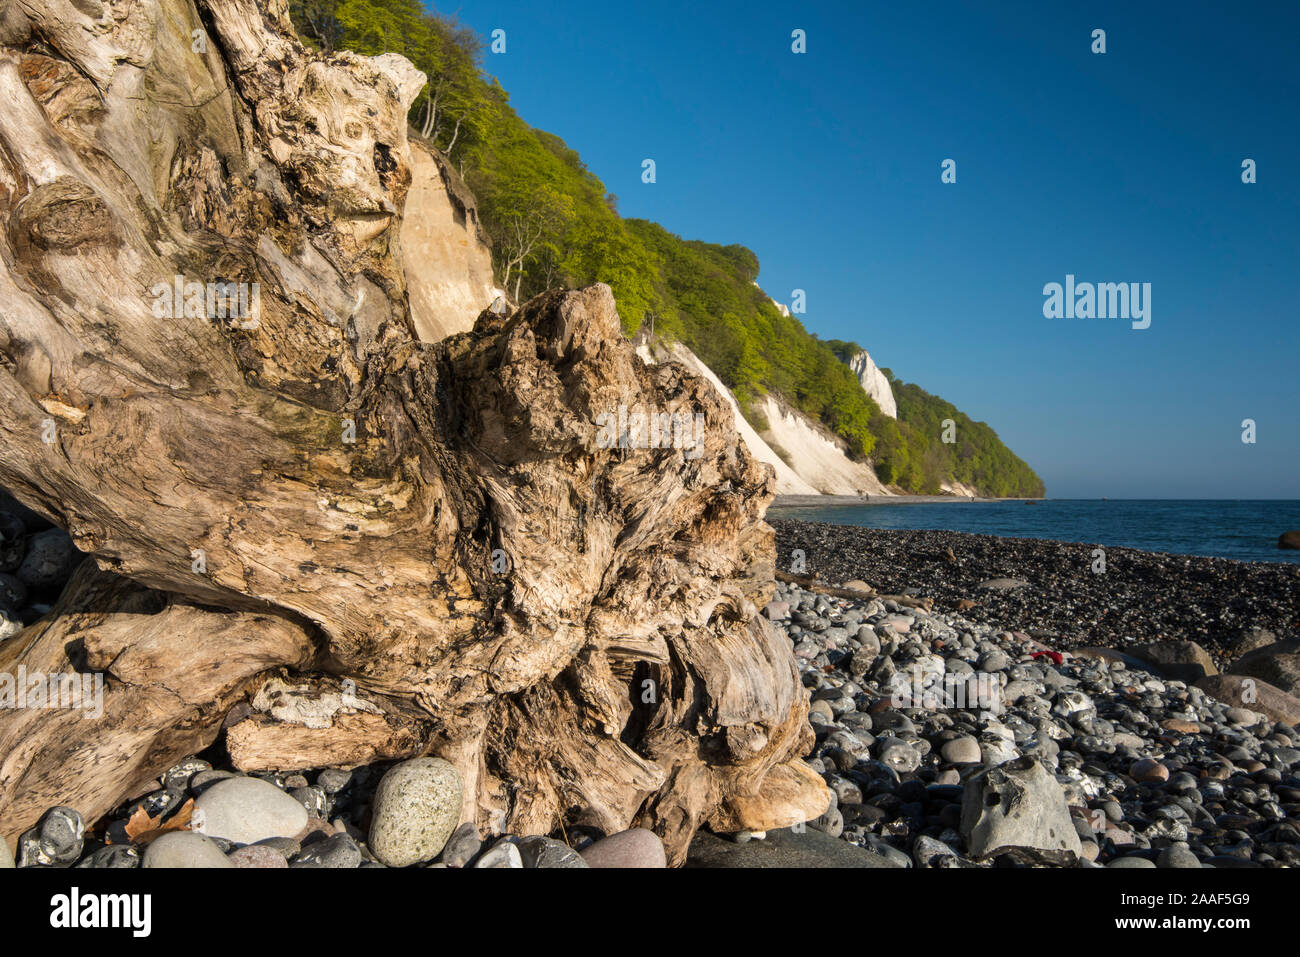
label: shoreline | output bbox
[771,494,1031,508]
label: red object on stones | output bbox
[1031,650,1064,665]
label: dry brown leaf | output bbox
[119,798,195,846]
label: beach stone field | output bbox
[7,756,669,869]
[740,578,1300,868]
[5,507,1300,868]
[771,519,1300,670]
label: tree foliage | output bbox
[824,339,1045,497]
[293,0,1043,497]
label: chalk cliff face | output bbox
[753,282,791,318]
[756,395,890,496]
[401,141,501,342]
[637,340,818,495]
[849,349,897,419]
[639,341,891,496]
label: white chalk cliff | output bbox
[636,341,817,495]
[753,282,791,317]
[401,141,502,342]
[755,395,890,496]
[637,340,891,496]
[849,349,897,419]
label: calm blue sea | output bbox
[769,500,1300,565]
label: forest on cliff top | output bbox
[287,0,1044,497]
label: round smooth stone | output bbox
[75,845,140,869]
[17,807,84,866]
[290,786,329,817]
[1106,855,1157,868]
[1156,843,1202,869]
[162,758,212,792]
[578,828,667,868]
[877,739,921,773]
[189,770,237,795]
[228,845,289,869]
[291,834,361,868]
[41,806,85,863]
[368,757,463,868]
[193,776,309,845]
[253,836,300,860]
[144,832,234,868]
[316,769,352,794]
[940,736,981,765]
[517,835,588,868]
[16,529,74,589]
[1130,759,1170,784]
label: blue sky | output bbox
[448,0,1299,498]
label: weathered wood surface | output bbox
[0,0,825,861]
[0,561,315,839]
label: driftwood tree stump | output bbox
[0,0,826,862]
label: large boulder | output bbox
[1197,674,1300,726]
[1127,640,1218,684]
[960,757,1081,864]
[1226,639,1300,696]
[1278,531,1300,550]
[1230,627,1279,657]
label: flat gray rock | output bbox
[960,756,1081,864]
[437,822,481,867]
[290,833,361,868]
[686,827,904,868]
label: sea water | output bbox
[768,499,1300,565]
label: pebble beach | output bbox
[5,509,1300,869]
